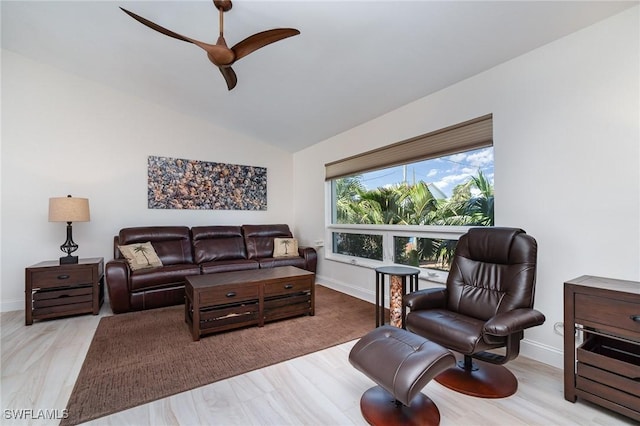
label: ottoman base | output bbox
[360,386,441,426]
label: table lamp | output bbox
[48,195,90,264]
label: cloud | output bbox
[434,172,472,191]
[465,149,494,168]
[444,147,493,169]
[427,169,438,177]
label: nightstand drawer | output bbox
[30,268,93,288]
[33,286,93,309]
[575,294,640,335]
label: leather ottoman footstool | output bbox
[349,325,456,426]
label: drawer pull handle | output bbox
[226,292,236,298]
[631,315,640,322]
[57,274,70,280]
[284,284,294,289]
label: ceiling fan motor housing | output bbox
[214,1,232,12]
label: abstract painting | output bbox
[148,156,267,210]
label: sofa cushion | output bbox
[257,256,307,270]
[129,263,200,292]
[118,242,163,271]
[200,259,260,274]
[191,226,247,263]
[118,226,194,266]
[243,224,293,259]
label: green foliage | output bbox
[334,170,494,270]
[335,170,494,227]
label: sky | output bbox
[359,146,494,198]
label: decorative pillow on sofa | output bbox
[273,238,299,258]
[118,242,163,271]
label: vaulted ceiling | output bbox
[2,1,636,152]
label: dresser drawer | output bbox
[578,335,640,379]
[577,363,640,396]
[575,294,640,335]
[264,278,311,297]
[30,268,93,288]
[198,283,259,306]
[576,375,640,413]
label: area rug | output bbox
[61,285,378,425]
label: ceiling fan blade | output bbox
[120,7,195,45]
[232,28,300,62]
[219,67,238,91]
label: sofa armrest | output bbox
[404,288,447,311]
[105,259,132,314]
[298,246,317,273]
[483,308,546,337]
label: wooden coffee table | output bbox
[184,266,315,341]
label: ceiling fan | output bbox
[120,0,300,91]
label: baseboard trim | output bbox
[316,274,376,304]
[1,298,23,313]
[520,338,564,369]
[315,274,563,370]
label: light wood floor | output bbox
[1,303,635,426]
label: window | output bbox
[394,236,458,271]
[332,232,383,261]
[325,115,494,279]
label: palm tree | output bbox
[401,181,439,225]
[335,176,364,224]
[464,170,494,226]
[134,244,151,266]
[280,239,291,255]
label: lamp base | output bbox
[60,255,79,264]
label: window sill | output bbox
[324,252,448,286]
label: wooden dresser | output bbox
[564,275,640,421]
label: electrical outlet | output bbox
[314,240,324,247]
[553,322,564,336]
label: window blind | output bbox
[325,114,493,180]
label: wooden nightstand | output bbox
[25,257,104,325]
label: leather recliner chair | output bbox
[404,227,545,398]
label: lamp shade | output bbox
[48,196,90,222]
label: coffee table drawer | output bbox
[200,302,261,330]
[264,278,311,297]
[264,293,311,321]
[199,283,259,306]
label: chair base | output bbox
[360,386,441,426]
[435,359,518,398]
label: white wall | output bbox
[293,7,640,368]
[1,50,294,311]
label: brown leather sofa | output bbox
[105,224,317,314]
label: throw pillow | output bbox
[273,238,298,258]
[118,241,163,271]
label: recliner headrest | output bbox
[466,227,525,264]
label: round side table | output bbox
[375,266,420,328]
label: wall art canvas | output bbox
[148,156,267,210]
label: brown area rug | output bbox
[61,285,377,425]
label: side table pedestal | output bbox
[375,266,420,328]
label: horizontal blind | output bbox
[325,114,492,180]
